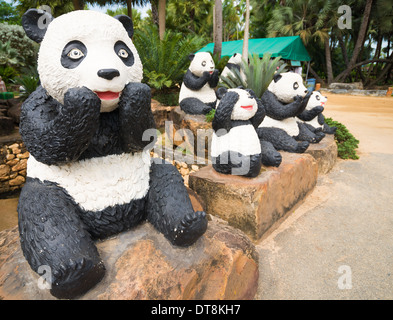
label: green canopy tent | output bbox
[196,36,311,61]
[196,36,311,79]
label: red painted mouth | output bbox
[241,105,254,110]
[95,91,120,100]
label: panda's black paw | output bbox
[314,131,325,143]
[64,86,101,111]
[50,257,106,300]
[262,151,282,167]
[169,211,208,247]
[296,141,309,153]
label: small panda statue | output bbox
[19,9,207,299]
[220,53,243,81]
[179,52,219,115]
[211,87,265,177]
[257,72,324,154]
[297,91,337,135]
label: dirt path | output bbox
[321,92,393,155]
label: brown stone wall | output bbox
[0,142,28,195]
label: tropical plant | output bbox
[0,0,21,24]
[133,24,205,91]
[324,117,359,160]
[220,53,287,98]
[12,66,40,100]
[0,41,20,66]
[0,65,18,85]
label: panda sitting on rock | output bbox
[257,72,324,155]
[297,91,337,135]
[179,52,220,115]
[211,87,265,177]
[18,9,207,299]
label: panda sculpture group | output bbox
[18,9,207,299]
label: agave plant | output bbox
[220,53,287,98]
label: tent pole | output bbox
[305,61,310,81]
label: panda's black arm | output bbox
[318,113,325,125]
[20,86,101,165]
[118,82,157,153]
[250,98,266,129]
[297,106,324,121]
[212,91,239,133]
[261,90,308,120]
[183,70,210,90]
[208,69,220,88]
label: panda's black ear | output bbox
[114,15,134,39]
[216,87,228,100]
[233,53,237,57]
[188,54,195,61]
[22,8,54,43]
[273,73,282,83]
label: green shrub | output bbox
[220,53,287,98]
[0,23,38,69]
[152,90,179,106]
[12,66,39,100]
[133,25,205,91]
[325,117,359,160]
[205,108,216,122]
[0,65,18,85]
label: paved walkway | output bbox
[256,93,393,299]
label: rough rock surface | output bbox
[305,135,337,174]
[189,153,318,241]
[0,216,259,300]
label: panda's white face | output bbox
[228,88,258,121]
[37,11,143,112]
[268,72,308,104]
[228,53,242,65]
[189,52,215,77]
[306,91,327,110]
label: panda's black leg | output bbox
[213,152,262,177]
[323,123,337,134]
[257,127,309,153]
[18,178,105,299]
[296,122,325,143]
[260,140,282,167]
[180,97,213,115]
[146,160,208,247]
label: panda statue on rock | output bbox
[256,72,325,155]
[179,52,220,115]
[297,91,337,135]
[211,87,265,177]
[18,9,207,299]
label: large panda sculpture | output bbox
[297,91,337,135]
[19,9,207,299]
[179,52,219,115]
[211,87,265,177]
[256,72,324,154]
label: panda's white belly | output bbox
[211,124,261,157]
[179,82,217,104]
[259,116,300,136]
[26,151,151,212]
[307,117,322,129]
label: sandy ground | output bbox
[321,93,393,155]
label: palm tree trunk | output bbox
[242,0,250,60]
[126,0,133,19]
[324,38,333,84]
[72,0,83,10]
[158,0,166,40]
[334,0,373,82]
[213,0,223,58]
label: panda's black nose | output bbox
[97,69,120,80]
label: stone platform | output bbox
[306,135,337,174]
[0,216,259,300]
[189,153,318,242]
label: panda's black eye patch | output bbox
[61,40,87,69]
[293,82,299,90]
[316,95,320,100]
[114,41,134,67]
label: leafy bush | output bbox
[325,117,359,160]
[133,25,205,91]
[220,53,287,98]
[0,65,18,85]
[0,23,38,69]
